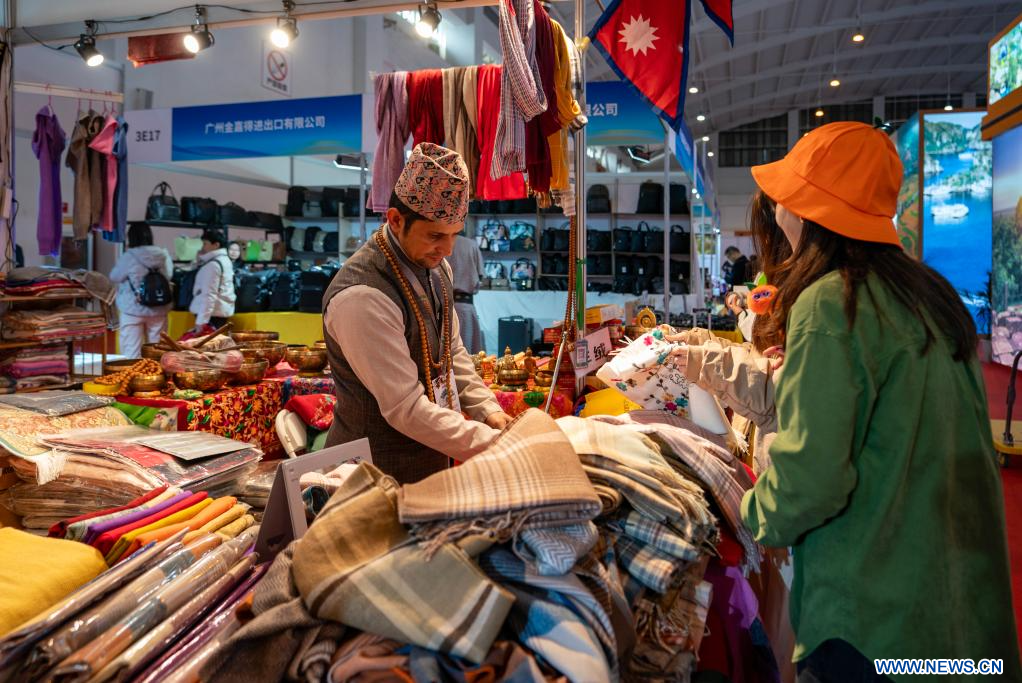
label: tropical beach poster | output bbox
[921,111,992,331]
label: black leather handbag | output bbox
[636,181,664,214]
[670,224,691,254]
[181,197,218,224]
[321,187,345,218]
[587,230,612,252]
[614,226,633,252]
[631,222,650,252]
[248,211,284,231]
[323,232,340,253]
[270,271,301,311]
[669,184,690,214]
[286,186,308,217]
[146,182,181,221]
[235,270,277,312]
[512,196,537,214]
[587,184,611,214]
[643,224,665,254]
[303,227,322,252]
[218,202,250,226]
[299,267,332,313]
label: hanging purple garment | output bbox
[31,106,66,257]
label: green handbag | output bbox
[244,240,262,262]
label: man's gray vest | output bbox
[321,232,451,484]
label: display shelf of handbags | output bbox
[147,219,278,235]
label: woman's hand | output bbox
[668,345,689,372]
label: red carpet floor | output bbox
[984,361,1022,654]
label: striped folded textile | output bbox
[398,409,602,547]
[615,535,690,595]
[294,462,513,664]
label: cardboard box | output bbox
[585,304,625,326]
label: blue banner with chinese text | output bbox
[171,94,362,161]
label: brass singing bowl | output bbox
[497,368,530,385]
[173,369,227,392]
[130,372,167,393]
[238,341,287,368]
[141,343,169,362]
[230,330,280,343]
[228,358,270,385]
[534,370,553,388]
[285,346,328,376]
[314,340,328,350]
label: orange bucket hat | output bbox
[751,121,903,246]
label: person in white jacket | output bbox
[189,227,236,332]
[109,222,174,359]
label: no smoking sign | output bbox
[261,43,292,97]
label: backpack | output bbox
[587,184,611,214]
[131,263,173,307]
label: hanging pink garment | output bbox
[88,116,118,233]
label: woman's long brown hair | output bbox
[747,191,791,351]
[752,205,977,362]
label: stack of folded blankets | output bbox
[1,306,106,342]
[1,419,262,533]
[196,408,774,683]
[0,347,71,392]
[0,524,264,683]
[1,269,89,299]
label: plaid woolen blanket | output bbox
[293,463,513,664]
[607,509,709,563]
[615,535,690,595]
[398,409,602,548]
[590,414,762,572]
[558,416,715,533]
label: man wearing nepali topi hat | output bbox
[322,143,512,484]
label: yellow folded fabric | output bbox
[0,528,107,637]
[215,514,255,541]
[182,504,249,544]
[104,498,213,565]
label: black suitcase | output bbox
[498,316,533,355]
[269,271,301,311]
[299,268,332,313]
[235,270,277,312]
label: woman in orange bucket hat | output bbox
[738,121,1021,680]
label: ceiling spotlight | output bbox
[74,28,104,67]
[692,187,698,195]
[416,2,442,37]
[183,8,214,53]
[829,78,841,87]
[944,103,954,111]
[271,15,298,48]
[689,86,699,94]
[707,151,715,157]
[815,108,825,117]
[852,30,865,43]
[701,135,710,142]
[696,114,706,122]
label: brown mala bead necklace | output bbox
[374,227,455,408]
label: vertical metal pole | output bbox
[574,0,587,334]
[359,152,367,245]
[662,130,670,321]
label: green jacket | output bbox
[741,272,1021,679]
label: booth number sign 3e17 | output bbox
[262,42,293,97]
